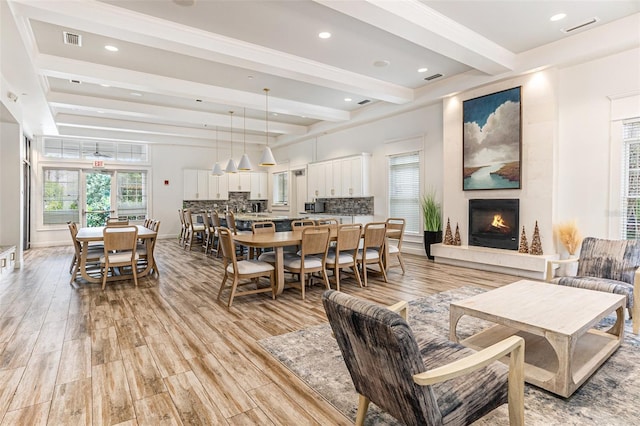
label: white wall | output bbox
[0,112,23,266]
[556,48,640,244]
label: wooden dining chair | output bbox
[202,211,216,254]
[100,225,139,290]
[68,221,102,284]
[292,219,316,230]
[385,217,406,274]
[325,223,363,291]
[178,208,187,246]
[184,208,205,251]
[356,222,388,287]
[225,211,250,258]
[283,226,331,300]
[137,220,160,276]
[315,218,339,227]
[216,226,276,307]
[252,221,276,262]
[106,217,129,226]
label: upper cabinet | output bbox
[250,172,268,200]
[183,169,210,200]
[307,153,370,199]
[208,174,229,200]
[227,172,251,192]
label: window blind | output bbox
[389,152,420,234]
[621,120,640,239]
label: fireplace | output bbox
[469,199,519,250]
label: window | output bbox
[622,120,640,239]
[43,169,80,224]
[117,172,148,221]
[389,152,420,234]
[43,139,148,162]
[273,171,289,205]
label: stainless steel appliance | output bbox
[304,201,325,213]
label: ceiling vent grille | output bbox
[63,31,82,46]
[70,79,81,84]
[357,99,371,105]
[424,73,443,81]
[561,17,599,33]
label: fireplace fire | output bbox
[469,199,519,250]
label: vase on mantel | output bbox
[424,230,443,260]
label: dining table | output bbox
[233,226,390,295]
[75,225,157,283]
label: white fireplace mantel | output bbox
[431,243,558,280]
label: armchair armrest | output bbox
[387,300,408,320]
[414,335,525,426]
[544,257,579,281]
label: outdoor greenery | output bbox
[422,191,442,232]
[86,173,111,227]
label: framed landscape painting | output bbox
[463,86,522,190]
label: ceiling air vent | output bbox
[561,17,599,33]
[357,99,371,105]
[63,31,82,46]
[424,73,443,81]
[70,79,81,84]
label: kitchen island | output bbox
[232,213,310,232]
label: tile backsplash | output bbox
[184,192,266,213]
[319,197,373,215]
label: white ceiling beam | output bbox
[315,0,516,75]
[47,92,307,136]
[10,0,414,104]
[36,54,344,124]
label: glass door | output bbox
[84,171,114,227]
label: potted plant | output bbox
[422,192,443,260]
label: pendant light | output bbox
[211,126,224,175]
[225,110,238,173]
[237,107,253,171]
[259,88,277,167]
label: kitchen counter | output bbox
[232,213,310,231]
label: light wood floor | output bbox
[0,238,517,425]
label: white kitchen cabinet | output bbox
[307,162,326,199]
[228,172,251,192]
[208,173,229,200]
[340,155,370,196]
[183,169,210,200]
[250,172,268,200]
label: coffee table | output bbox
[449,279,626,397]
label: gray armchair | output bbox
[545,237,640,334]
[322,290,525,426]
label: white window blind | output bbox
[622,119,640,239]
[43,169,80,224]
[117,172,148,221]
[389,152,420,234]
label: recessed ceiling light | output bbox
[318,31,331,39]
[550,13,566,22]
[130,92,142,97]
[100,83,110,87]
[104,45,119,52]
[247,75,254,79]
[418,67,428,73]
[195,99,202,102]
[344,98,352,102]
[373,60,390,68]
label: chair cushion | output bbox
[283,255,324,269]
[100,252,139,264]
[257,252,277,263]
[413,333,509,425]
[228,260,274,275]
[192,224,205,231]
[553,276,634,308]
[326,251,355,265]
[388,244,400,254]
[356,248,380,261]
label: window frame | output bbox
[272,171,289,206]
[388,151,421,235]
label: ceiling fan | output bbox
[92,143,112,158]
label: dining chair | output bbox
[106,217,129,226]
[356,222,388,287]
[137,220,160,276]
[225,211,250,258]
[385,217,406,274]
[315,218,339,227]
[216,226,276,307]
[178,208,187,246]
[100,225,139,290]
[202,211,216,254]
[209,211,222,257]
[68,221,102,284]
[325,223,363,291]
[283,226,331,300]
[252,221,277,262]
[292,219,316,229]
[184,208,206,251]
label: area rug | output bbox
[258,287,640,425]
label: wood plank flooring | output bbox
[0,238,517,425]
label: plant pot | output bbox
[424,230,443,260]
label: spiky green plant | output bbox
[422,192,442,231]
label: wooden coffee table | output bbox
[449,280,626,397]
